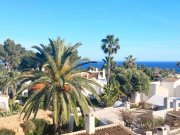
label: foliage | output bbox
[102,80,124,107]
[123,55,136,69]
[0,128,15,135]
[0,39,33,70]
[0,70,24,100]
[32,119,51,135]
[120,110,135,127]
[73,116,100,131]
[17,37,101,134]
[137,114,165,129]
[130,103,138,109]
[101,35,120,84]
[0,101,22,117]
[21,119,52,135]
[9,100,23,112]
[20,120,36,134]
[115,67,150,100]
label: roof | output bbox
[63,124,135,135]
[146,95,178,106]
[146,95,166,106]
[162,78,179,82]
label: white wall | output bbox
[161,82,174,96]
[174,85,180,97]
[0,95,9,110]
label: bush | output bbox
[21,119,51,135]
[32,119,50,135]
[138,102,151,109]
[130,103,138,109]
[120,110,135,127]
[73,116,100,131]
[9,101,22,112]
[0,128,15,135]
[137,113,165,129]
[20,120,36,134]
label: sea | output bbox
[82,61,180,73]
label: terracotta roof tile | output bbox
[64,124,135,135]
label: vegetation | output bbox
[17,37,101,135]
[123,55,136,69]
[20,120,36,134]
[115,67,150,100]
[21,119,51,135]
[102,80,124,106]
[73,116,100,132]
[137,114,165,129]
[0,128,15,135]
[0,39,33,71]
[120,110,135,128]
[101,35,120,85]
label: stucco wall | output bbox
[175,85,180,97]
[161,82,174,96]
[0,95,9,110]
[155,85,169,97]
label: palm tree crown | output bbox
[17,37,101,134]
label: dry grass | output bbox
[0,110,52,135]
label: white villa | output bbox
[79,68,107,96]
[131,77,180,110]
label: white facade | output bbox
[132,78,180,104]
[81,68,107,95]
[0,95,9,111]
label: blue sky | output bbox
[0,0,180,61]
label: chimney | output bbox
[145,131,152,135]
[157,125,170,135]
[85,113,95,134]
[164,97,170,110]
[124,102,130,109]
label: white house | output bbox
[79,68,107,95]
[131,77,180,104]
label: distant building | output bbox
[79,68,107,95]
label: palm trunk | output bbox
[107,53,111,85]
[12,84,16,101]
[52,92,59,135]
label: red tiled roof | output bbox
[64,124,135,135]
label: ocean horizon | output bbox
[82,61,180,73]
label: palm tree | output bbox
[123,55,136,69]
[101,35,120,85]
[17,37,101,135]
[0,70,22,100]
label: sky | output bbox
[0,0,180,61]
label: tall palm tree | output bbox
[17,37,101,135]
[123,55,136,69]
[101,35,120,85]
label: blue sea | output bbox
[82,61,180,73]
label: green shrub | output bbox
[130,103,138,109]
[9,100,23,112]
[73,116,100,131]
[31,119,50,135]
[0,128,15,135]
[20,120,36,134]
